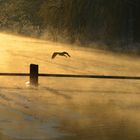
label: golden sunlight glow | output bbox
[0,33,139,140]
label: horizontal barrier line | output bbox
[0,73,139,80]
[0,73,29,76]
[39,74,140,80]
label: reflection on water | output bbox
[0,105,70,140]
[0,81,140,140]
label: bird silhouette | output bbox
[51,51,71,59]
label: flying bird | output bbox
[51,51,71,59]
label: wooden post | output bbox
[30,64,38,86]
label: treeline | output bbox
[0,0,140,51]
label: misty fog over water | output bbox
[0,33,139,140]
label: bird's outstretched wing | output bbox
[51,52,58,59]
[65,52,71,57]
[63,52,71,57]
